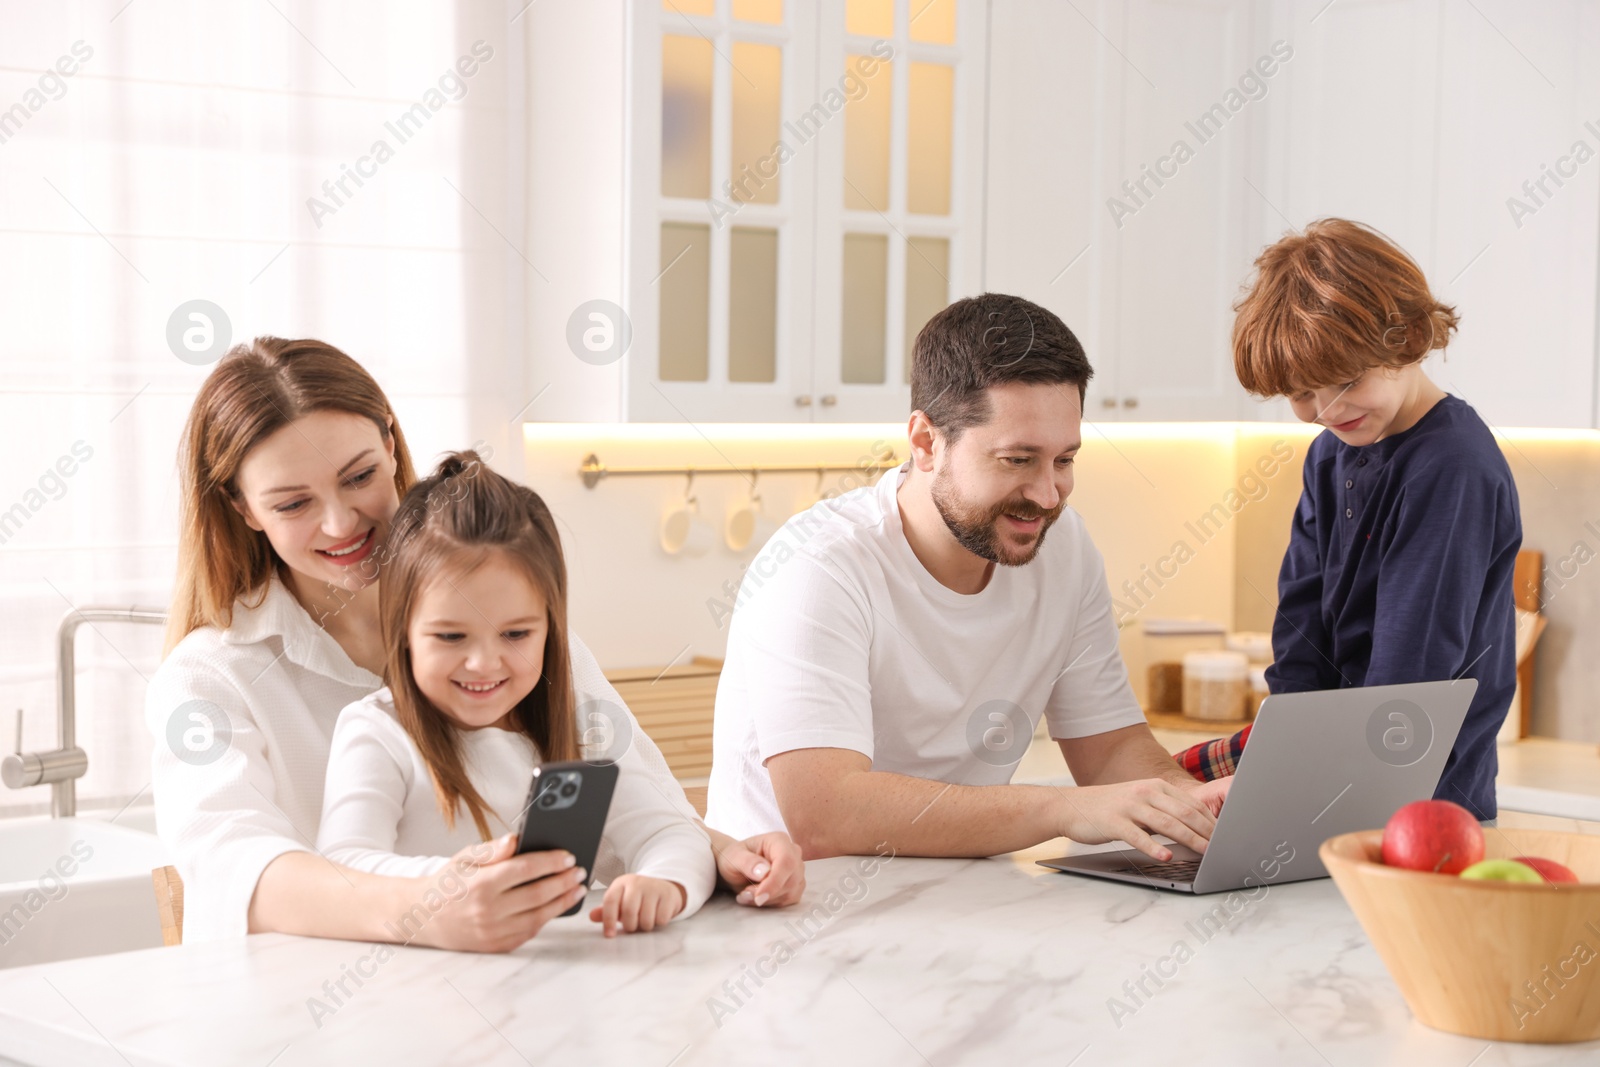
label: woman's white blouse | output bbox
[315,689,714,919]
[145,574,705,941]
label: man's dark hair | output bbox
[910,292,1092,441]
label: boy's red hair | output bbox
[1232,218,1459,397]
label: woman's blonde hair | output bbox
[164,337,415,654]
[1233,218,1459,397]
[379,451,579,840]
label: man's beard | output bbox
[930,467,1064,566]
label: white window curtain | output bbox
[0,1,531,819]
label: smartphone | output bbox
[515,760,619,917]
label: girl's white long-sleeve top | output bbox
[313,688,714,920]
[145,573,708,941]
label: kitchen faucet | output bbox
[0,606,167,817]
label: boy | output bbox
[1176,218,1521,820]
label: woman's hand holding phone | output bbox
[589,874,685,937]
[406,834,588,953]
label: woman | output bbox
[147,336,802,949]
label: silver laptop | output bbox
[1037,680,1477,894]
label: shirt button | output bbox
[1345,479,1354,489]
[1357,457,1367,467]
[1346,507,1353,518]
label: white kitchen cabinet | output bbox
[987,0,1272,422]
[624,0,988,424]
[1261,0,1599,430]
[984,0,1600,428]
[1107,0,1264,422]
[535,0,1599,428]
[1428,0,1600,430]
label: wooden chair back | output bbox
[151,865,184,946]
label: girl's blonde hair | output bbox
[1233,218,1460,397]
[380,451,579,840]
[164,337,416,655]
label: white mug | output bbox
[726,500,781,553]
[661,503,716,557]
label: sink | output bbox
[0,816,170,968]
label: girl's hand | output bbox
[589,875,685,937]
[716,831,805,908]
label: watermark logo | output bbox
[965,699,1031,768]
[577,698,633,764]
[1365,699,1432,767]
[166,699,233,766]
[166,299,232,365]
[566,299,632,366]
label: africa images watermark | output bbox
[306,40,495,228]
[1105,840,1296,1028]
[305,839,495,1028]
[705,440,899,629]
[1110,438,1296,625]
[1505,119,1600,230]
[0,839,95,952]
[708,39,894,229]
[1535,517,1600,612]
[705,842,898,1027]
[1106,40,1294,229]
[1508,919,1600,1032]
[0,440,95,546]
[0,40,93,147]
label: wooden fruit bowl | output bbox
[1320,828,1600,1043]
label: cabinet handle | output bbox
[795,395,813,407]
[820,395,837,407]
[1122,397,1139,409]
[1101,397,1117,409]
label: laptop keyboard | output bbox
[1119,858,1201,880]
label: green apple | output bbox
[1459,859,1544,883]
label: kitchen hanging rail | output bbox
[578,452,901,489]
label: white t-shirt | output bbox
[146,572,704,941]
[315,688,714,919]
[705,462,1145,839]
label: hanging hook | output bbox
[683,469,697,507]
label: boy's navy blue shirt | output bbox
[1265,394,1521,819]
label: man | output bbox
[706,293,1229,860]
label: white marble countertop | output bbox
[3,833,1600,1067]
[5,731,1598,1065]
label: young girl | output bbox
[1176,218,1522,821]
[315,452,715,934]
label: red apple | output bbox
[1518,856,1580,884]
[1381,800,1485,874]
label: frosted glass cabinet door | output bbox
[627,0,985,423]
[629,0,816,422]
[810,0,978,423]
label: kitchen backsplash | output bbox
[526,419,1600,742]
